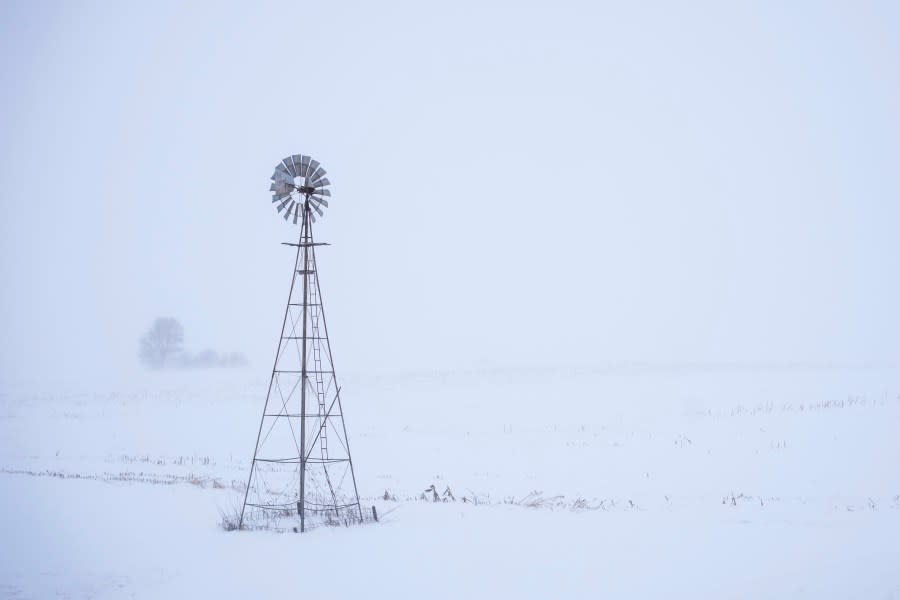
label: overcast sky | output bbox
[2,1,899,381]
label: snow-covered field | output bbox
[2,365,899,598]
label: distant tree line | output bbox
[139,317,248,370]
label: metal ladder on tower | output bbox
[308,273,327,459]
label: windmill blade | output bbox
[311,196,329,208]
[306,159,320,181]
[292,202,301,225]
[271,181,293,195]
[309,210,316,223]
[282,157,296,177]
[313,187,331,197]
[276,197,292,213]
[272,168,292,184]
[309,200,325,217]
[299,156,311,178]
[307,168,326,185]
[283,200,296,220]
[272,193,289,203]
[291,154,303,174]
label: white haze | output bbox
[2,1,900,384]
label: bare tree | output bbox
[139,318,184,369]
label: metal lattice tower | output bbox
[239,155,362,532]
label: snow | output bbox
[2,365,899,598]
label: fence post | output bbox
[372,506,378,522]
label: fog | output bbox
[2,1,899,383]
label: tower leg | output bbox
[298,201,310,532]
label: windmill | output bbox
[239,154,362,532]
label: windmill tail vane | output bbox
[239,155,363,532]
